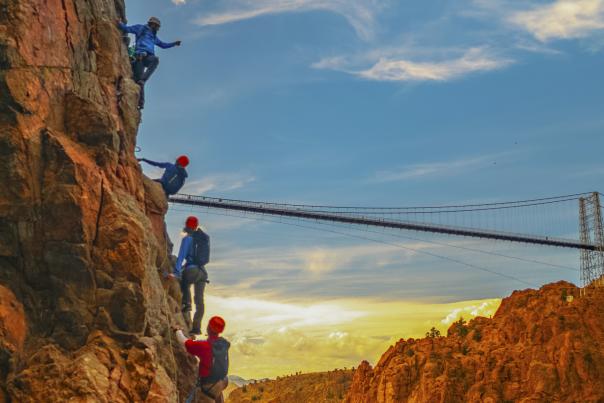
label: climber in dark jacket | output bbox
[138,155,189,196]
[117,17,182,109]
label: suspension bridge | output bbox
[169,191,604,289]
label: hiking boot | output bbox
[189,328,201,338]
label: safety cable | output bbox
[173,191,593,211]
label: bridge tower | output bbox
[579,192,604,290]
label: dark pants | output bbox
[132,54,159,109]
[181,265,207,333]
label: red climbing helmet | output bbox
[176,155,189,167]
[208,316,226,334]
[185,216,198,229]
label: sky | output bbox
[125,0,604,379]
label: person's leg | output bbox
[180,272,193,316]
[141,55,160,82]
[132,55,145,82]
[214,379,228,403]
[192,279,206,334]
[198,380,227,403]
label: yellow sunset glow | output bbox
[201,294,501,379]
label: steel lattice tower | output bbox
[579,192,604,289]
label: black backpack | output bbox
[207,337,230,382]
[190,229,210,267]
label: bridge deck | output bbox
[169,194,598,251]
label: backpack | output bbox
[207,337,230,382]
[162,165,187,195]
[190,229,210,267]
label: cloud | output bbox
[357,47,513,82]
[193,0,385,40]
[209,241,441,283]
[181,172,256,195]
[509,0,604,42]
[205,294,501,378]
[370,153,506,183]
[440,300,499,325]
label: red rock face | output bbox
[0,285,25,353]
[345,281,604,403]
[0,0,196,401]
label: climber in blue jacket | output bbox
[138,155,189,196]
[117,17,182,109]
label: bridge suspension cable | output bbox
[169,192,597,251]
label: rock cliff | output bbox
[0,0,197,401]
[345,281,604,403]
[227,370,354,403]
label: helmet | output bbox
[185,216,198,230]
[208,316,226,334]
[148,17,161,27]
[176,155,189,167]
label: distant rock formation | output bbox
[0,0,196,401]
[345,281,604,403]
[227,370,354,403]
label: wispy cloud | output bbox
[181,172,256,195]
[193,0,386,40]
[359,48,512,82]
[314,47,513,82]
[509,0,604,42]
[370,153,507,183]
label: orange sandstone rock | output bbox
[0,0,196,401]
[345,281,604,403]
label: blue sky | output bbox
[126,0,604,376]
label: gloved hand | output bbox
[175,40,182,46]
[136,158,142,162]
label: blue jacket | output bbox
[141,158,188,195]
[118,23,177,55]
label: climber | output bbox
[173,316,230,403]
[170,216,211,336]
[116,17,182,109]
[138,155,189,196]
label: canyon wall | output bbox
[345,281,604,403]
[0,0,196,401]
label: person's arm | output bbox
[173,236,192,278]
[155,37,181,49]
[140,158,172,169]
[175,330,188,346]
[118,22,143,35]
[184,339,208,356]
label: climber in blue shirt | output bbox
[138,155,189,196]
[117,17,182,109]
[170,216,211,336]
